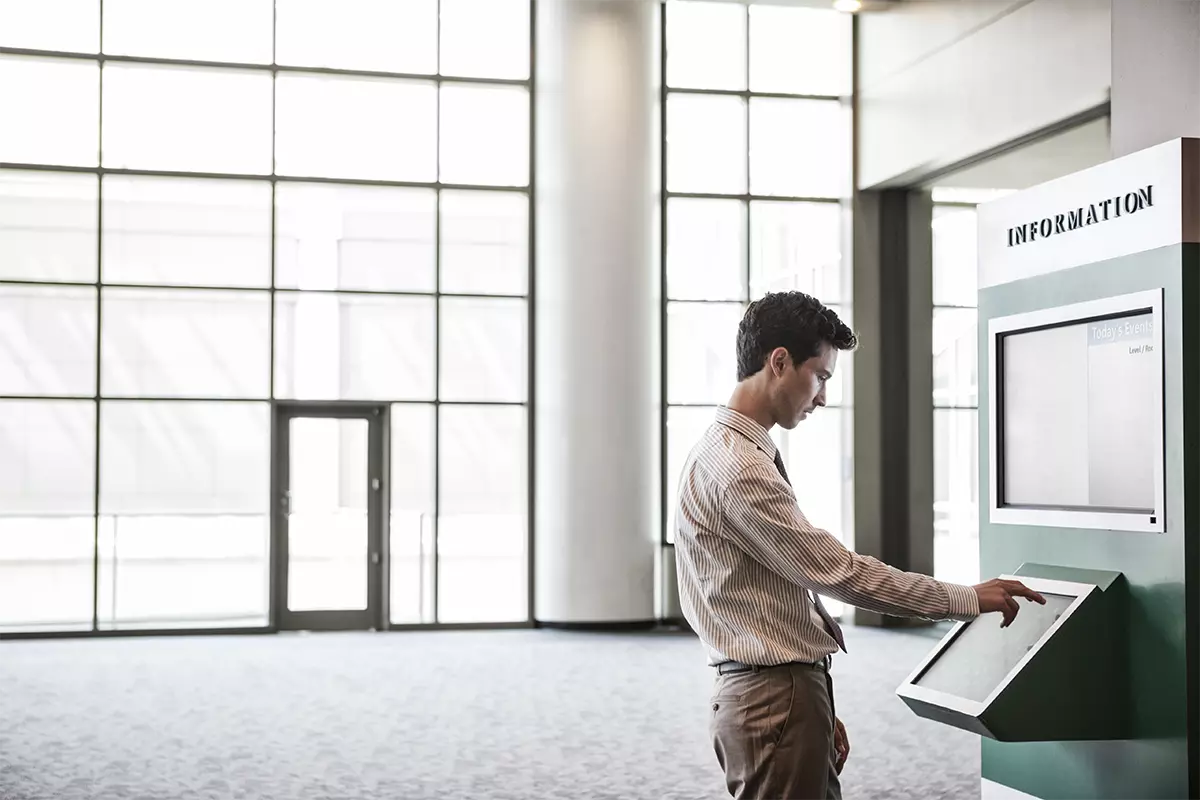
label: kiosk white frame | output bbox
[987,288,1166,533]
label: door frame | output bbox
[271,402,390,632]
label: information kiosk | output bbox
[896,137,1199,800]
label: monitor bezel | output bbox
[987,288,1166,533]
[896,576,1098,718]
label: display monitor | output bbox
[988,289,1165,532]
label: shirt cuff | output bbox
[943,582,980,621]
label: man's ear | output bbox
[769,347,790,377]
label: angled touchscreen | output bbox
[913,592,1076,703]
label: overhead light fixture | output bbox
[833,0,863,12]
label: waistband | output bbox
[714,655,832,675]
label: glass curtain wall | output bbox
[931,201,979,586]
[0,0,531,633]
[661,1,853,612]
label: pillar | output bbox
[851,189,936,627]
[533,0,660,625]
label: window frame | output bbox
[659,0,854,549]
[0,0,535,636]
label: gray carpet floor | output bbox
[0,625,979,800]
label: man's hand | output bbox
[833,717,849,774]
[973,578,1046,627]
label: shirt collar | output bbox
[714,406,777,459]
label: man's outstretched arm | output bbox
[723,460,1042,622]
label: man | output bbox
[674,291,1045,800]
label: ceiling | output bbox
[927,116,1112,192]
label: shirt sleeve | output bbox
[722,460,980,622]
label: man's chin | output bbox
[788,411,810,427]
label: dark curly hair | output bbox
[736,291,857,381]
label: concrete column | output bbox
[1111,0,1200,157]
[533,0,660,625]
[851,189,936,627]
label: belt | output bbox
[715,655,831,675]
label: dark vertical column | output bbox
[1110,0,1200,158]
[905,190,935,579]
[852,188,935,628]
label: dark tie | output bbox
[773,449,848,654]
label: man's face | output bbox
[771,342,837,429]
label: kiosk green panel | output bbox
[898,138,1199,800]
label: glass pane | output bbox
[286,417,368,613]
[275,73,437,182]
[275,0,437,74]
[0,399,94,514]
[438,405,526,623]
[274,292,435,401]
[98,400,270,629]
[933,307,978,408]
[823,322,849,408]
[439,84,529,187]
[666,405,717,543]
[667,198,746,302]
[934,408,980,586]
[932,205,979,307]
[667,301,743,404]
[0,0,98,51]
[750,201,843,302]
[748,6,851,97]
[102,0,273,63]
[102,176,271,288]
[667,94,746,195]
[773,405,851,615]
[0,170,98,282]
[390,403,435,625]
[102,63,272,174]
[0,56,98,167]
[275,183,436,292]
[0,399,95,631]
[101,288,270,398]
[439,0,530,80]
[0,284,96,396]
[750,98,849,199]
[773,407,847,539]
[439,297,526,402]
[666,1,746,90]
[439,190,528,295]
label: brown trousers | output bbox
[709,663,841,800]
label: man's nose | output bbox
[815,387,827,407]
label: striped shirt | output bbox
[674,406,980,667]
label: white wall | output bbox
[857,0,1111,189]
[1110,0,1200,157]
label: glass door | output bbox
[274,404,386,630]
